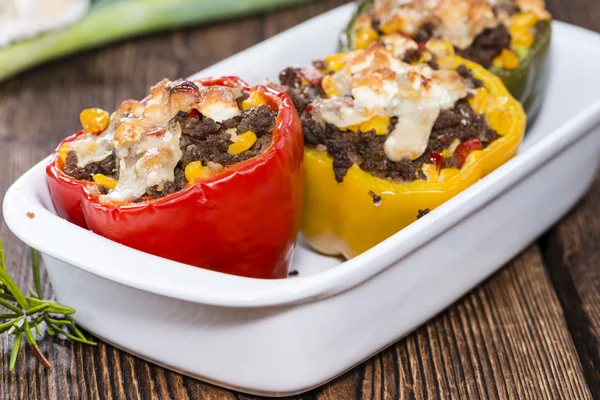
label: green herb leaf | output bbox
[0,297,23,315]
[24,320,52,369]
[0,238,96,372]
[25,302,50,315]
[0,319,16,334]
[51,325,97,346]
[0,238,6,270]
[9,327,22,372]
[31,249,43,300]
[0,265,29,310]
[33,321,43,337]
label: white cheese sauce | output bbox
[371,0,550,50]
[312,44,468,162]
[65,79,243,203]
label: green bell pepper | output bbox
[491,21,551,121]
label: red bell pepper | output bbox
[454,138,483,168]
[46,77,304,279]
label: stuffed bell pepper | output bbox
[341,0,551,117]
[276,42,525,259]
[46,77,304,279]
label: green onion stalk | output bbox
[0,0,311,83]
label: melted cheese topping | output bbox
[381,34,419,59]
[108,122,183,203]
[70,132,113,168]
[311,44,468,162]
[196,86,241,122]
[513,0,551,19]
[371,0,550,50]
[435,0,497,49]
[67,79,243,203]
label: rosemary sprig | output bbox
[0,239,96,371]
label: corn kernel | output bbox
[511,12,539,28]
[380,15,404,34]
[228,131,257,155]
[356,28,379,49]
[58,143,70,161]
[343,116,390,135]
[492,49,520,70]
[325,53,348,72]
[510,26,534,48]
[80,108,110,134]
[468,87,489,115]
[359,116,390,135]
[321,75,341,98]
[425,39,455,58]
[345,124,360,133]
[92,174,117,190]
[242,91,267,110]
[185,161,211,182]
[509,12,538,49]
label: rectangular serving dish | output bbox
[3,4,600,396]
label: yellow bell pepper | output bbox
[301,56,526,259]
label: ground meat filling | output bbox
[178,105,275,168]
[287,65,499,183]
[369,17,512,68]
[64,151,117,181]
[455,25,512,68]
[302,98,498,183]
[279,67,325,112]
[456,64,483,88]
[413,21,436,43]
[63,104,277,200]
[401,48,422,64]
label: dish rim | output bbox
[3,18,600,308]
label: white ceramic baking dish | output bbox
[3,3,600,396]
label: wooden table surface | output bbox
[0,1,599,399]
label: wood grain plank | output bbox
[546,0,600,31]
[541,170,600,400]
[537,1,600,398]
